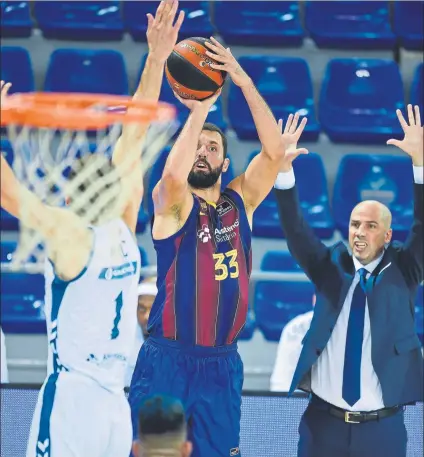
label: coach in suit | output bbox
[273,105,423,457]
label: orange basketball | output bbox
[165,37,226,101]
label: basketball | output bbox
[165,37,226,101]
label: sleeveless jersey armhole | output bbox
[48,227,96,284]
[152,196,200,247]
[223,188,252,242]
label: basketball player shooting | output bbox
[128,38,308,457]
[0,1,184,456]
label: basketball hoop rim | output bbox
[0,92,176,130]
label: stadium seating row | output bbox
[1,1,423,50]
[1,46,422,145]
[0,136,416,241]
[1,244,422,343]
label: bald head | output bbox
[349,200,393,265]
[351,200,392,230]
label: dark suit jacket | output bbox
[274,183,423,407]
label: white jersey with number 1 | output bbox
[43,218,141,391]
[26,218,141,457]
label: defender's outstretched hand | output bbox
[146,0,185,63]
[204,37,251,88]
[387,104,423,166]
[278,113,308,168]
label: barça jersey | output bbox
[149,188,252,346]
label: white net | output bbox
[2,98,177,271]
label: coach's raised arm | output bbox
[273,105,423,457]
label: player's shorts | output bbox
[129,337,244,457]
[26,370,131,457]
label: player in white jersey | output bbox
[0,2,184,456]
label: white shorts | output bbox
[26,371,131,457]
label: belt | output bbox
[310,395,403,424]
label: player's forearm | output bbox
[162,104,210,183]
[122,54,165,142]
[241,80,282,160]
[133,54,165,103]
[112,55,166,170]
[0,156,54,235]
[412,150,423,167]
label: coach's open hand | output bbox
[277,113,309,172]
[204,37,251,88]
[146,0,185,63]
[387,104,423,167]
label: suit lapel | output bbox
[367,248,394,292]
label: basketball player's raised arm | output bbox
[112,0,184,232]
[0,152,90,278]
[153,90,221,215]
[205,38,303,213]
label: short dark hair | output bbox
[202,122,227,158]
[137,395,186,438]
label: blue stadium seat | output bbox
[146,147,235,216]
[305,1,395,50]
[1,272,45,299]
[1,210,19,231]
[137,54,226,133]
[0,47,34,94]
[33,1,124,41]
[1,296,46,334]
[44,49,128,95]
[393,0,424,51]
[214,1,304,47]
[228,57,319,142]
[319,59,404,144]
[146,147,171,216]
[333,154,413,242]
[248,152,334,239]
[1,241,18,262]
[254,281,315,341]
[411,64,423,112]
[138,245,148,266]
[1,138,14,166]
[261,251,302,272]
[1,272,46,332]
[1,1,33,37]
[237,309,256,341]
[136,206,149,234]
[123,1,213,41]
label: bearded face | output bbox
[187,157,224,189]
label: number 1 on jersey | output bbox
[111,291,123,340]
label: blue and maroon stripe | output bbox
[162,233,184,339]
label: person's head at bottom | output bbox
[349,200,393,265]
[132,395,192,457]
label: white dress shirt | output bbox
[311,255,384,411]
[270,311,313,392]
[1,327,9,383]
[274,163,423,411]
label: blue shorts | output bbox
[128,337,243,457]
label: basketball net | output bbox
[1,93,177,271]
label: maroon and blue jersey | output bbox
[148,188,252,347]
